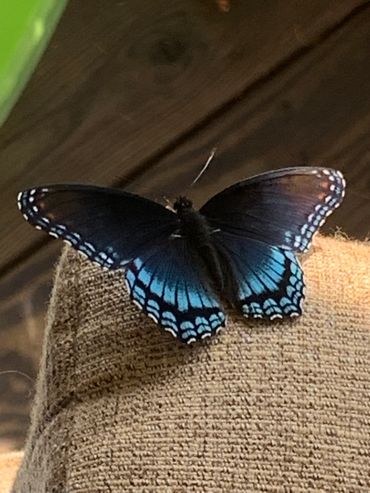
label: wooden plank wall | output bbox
[0,0,369,452]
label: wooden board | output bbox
[0,0,365,273]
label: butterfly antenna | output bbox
[191,147,217,187]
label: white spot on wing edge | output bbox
[147,313,158,323]
[164,327,177,339]
[336,170,344,179]
[186,337,197,344]
[132,299,143,310]
[214,325,224,337]
[84,242,96,252]
[307,213,314,222]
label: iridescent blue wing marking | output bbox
[125,238,226,344]
[201,167,346,253]
[216,232,304,319]
[18,185,177,269]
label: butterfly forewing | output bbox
[18,185,177,269]
[200,167,345,253]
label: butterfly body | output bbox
[173,196,226,291]
[18,166,346,343]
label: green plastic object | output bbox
[0,0,67,126]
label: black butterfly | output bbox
[18,167,345,343]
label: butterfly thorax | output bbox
[174,196,225,290]
[174,196,212,244]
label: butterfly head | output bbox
[173,196,193,213]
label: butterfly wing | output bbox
[18,185,225,342]
[125,237,226,343]
[200,167,345,253]
[215,231,304,319]
[18,185,178,268]
[126,238,226,343]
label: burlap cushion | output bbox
[13,236,370,492]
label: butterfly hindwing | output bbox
[125,239,226,343]
[215,231,304,319]
[18,185,177,269]
[201,167,345,253]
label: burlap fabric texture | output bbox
[13,235,370,492]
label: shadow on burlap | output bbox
[12,236,370,492]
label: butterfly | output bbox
[18,166,345,344]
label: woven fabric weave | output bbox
[13,236,370,492]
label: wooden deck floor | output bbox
[0,0,369,452]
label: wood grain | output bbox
[0,0,365,272]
